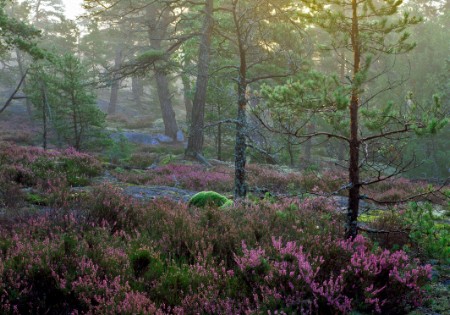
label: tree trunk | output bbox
[346,0,361,239]
[218,122,223,161]
[41,84,48,150]
[132,76,143,109]
[234,83,247,199]
[233,1,249,200]
[234,69,248,199]
[287,137,294,167]
[186,0,214,156]
[108,47,122,115]
[147,6,179,141]
[181,74,193,123]
[155,70,178,140]
[303,123,314,167]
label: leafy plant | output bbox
[404,202,450,262]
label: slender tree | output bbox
[212,0,304,199]
[259,0,447,238]
[28,54,106,150]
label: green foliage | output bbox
[25,193,48,206]
[106,134,134,164]
[130,248,154,278]
[404,202,450,262]
[189,191,233,208]
[27,54,107,150]
[153,264,199,306]
[0,0,44,58]
[136,49,165,63]
[30,154,102,187]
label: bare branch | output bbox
[0,69,29,114]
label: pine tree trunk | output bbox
[41,85,47,150]
[147,6,179,141]
[346,0,361,239]
[155,70,178,140]
[181,74,193,123]
[186,0,214,156]
[218,122,222,160]
[234,96,247,199]
[234,75,248,199]
[108,48,122,115]
[233,1,249,200]
[303,123,314,167]
[132,77,143,109]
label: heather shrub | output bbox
[232,235,431,314]
[82,184,144,233]
[127,152,160,168]
[0,180,24,208]
[0,164,35,186]
[362,209,411,249]
[246,164,304,193]
[130,248,155,278]
[114,164,234,191]
[0,142,102,188]
[362,177,431,203]
[0,182,434,314]
[71,257,157,314]
[58,147,103,186]
[298,168,347,193]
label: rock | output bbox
[124,132,160,145]
[176,130,184,142]
[123,185,196,202]
[156,134,174,143]
[111,131,160,145]
[330,196,381,213]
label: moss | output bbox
[160,154,176,166]
[359,210,386,223]
[25,193,48,206]
[189,191,233,208]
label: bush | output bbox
[232,235,431,314]
[0,183,434,314]
[0,142,102,188]
[114,164,234,191]
[82,184,144,233]
[404,202,450,262]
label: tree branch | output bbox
[362,124,411,142]
[0,69,29,114]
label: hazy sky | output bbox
[62,0,84,19]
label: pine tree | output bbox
[259,0,448,238]
[28,54,106,150]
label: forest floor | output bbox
[0,104,449,314]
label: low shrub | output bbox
[114,164,234,192]
[0,142,102,188]
[404,202,450,262]
[82,183,144,233]
[0,184,434,314]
